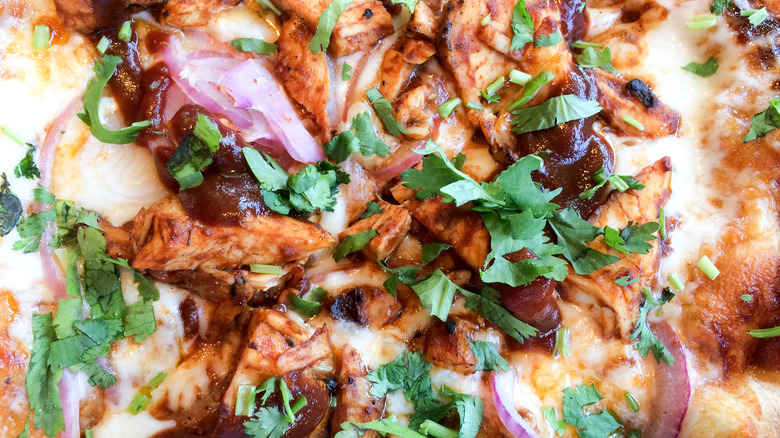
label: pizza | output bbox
[0,0,778,437]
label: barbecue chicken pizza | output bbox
[0,0,778,436]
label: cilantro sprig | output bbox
[366,88,408,137]
[243,148,349,215]
[324,112,391,163]
[743,97,780,143]
[309,0,354,54]
[243,378,307,438]
[561,383,622,438]
[469,341,509,372]
[15,143,41,180]
[510,0,534,51]
[511,94,602,134]
[631,287,675,365]
[77,55,151,144]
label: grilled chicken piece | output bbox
[130,196,335,272]
[594,71,681,138]
[340,202,412,260]
[274,0,393,57]
[329,287,404,329]
[276,16,333,138]
[410,318,479,373]
[160,0,241,27]
[395,83,438,139]
[215,311,332,436]
[148,333,243,433]
[562,157,672,338]
[331,345,384,436]
[401,197,490,271]
[52,0,163,32]
[378,38,437,101]
[407,0,440,38]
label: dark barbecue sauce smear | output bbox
[515,69,615,220]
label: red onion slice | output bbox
[58,369,84,438]
[218,59,325,163]
[492,371,542,438]
[645,321,691,438]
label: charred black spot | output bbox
[329,289,365,324]
[626,79,657,108]
[325,377,338,392]
[363,8,373,19]
[445,320,457,334]
[286,338,295,347]
[347,376,354,385]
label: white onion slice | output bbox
[491,371,542,438]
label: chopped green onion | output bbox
[256,0,282,15]
[508,69,531,85]
[118,21,132,42]
[623,115,645,131]
[1,126,24,145]
[687,15,719,29]
[624,392,640,412]
[32,25,50,51]
[658,207,666,239]
[740,294,753,302]
[668,273,685,292]
[128,391,151,414]
[85,430,94,438]
[748,326,780,338]
[249,264,283,275]
[330,395,337,407]
[696,255,719,280]
[740,8,769,26]
[96,36,111,55]
[481,14,492,26]
[419,420,458,438]
[485,76,505,96]
[465,102,485,111]
[553,327,570,357]
[290,395,307,414]
[235,385,259,416]
[439,97,462,118]
[572,40,601,49]
[148,372,167,388]
[610,174,629,191]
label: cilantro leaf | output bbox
[511,95,602,134]
[230,37,277,55]
[468,341,509,372]
[548,207,618,275]
[165,135,213,190]
[25,313,65,438]
[535,31,562,47]
[366,88,408,137]
[631,287,675,365]
[351,111,392,157]
[579,167,644,200]
[391,0,419,13]
[710,0,732,14]
[439,387,484,438]
[359,201,383,219]
[561,383,622,438]
[14,143,41,180]
[123,300,156,342]
[461,288,538,343]
[616,221,659,254]
[614,276,641,287]
[576,47,618,75]
[309,0,354,54]
[289,287,327,318]
[410,269,460,321]
[243,148,348,214]
[421,242,452,265]
[510,0,534,51]
[367,351,432,398]
[244,407,290,438]
[743,97,780,142]
[333,228,378,261]
[682,56,719,77]
[77,55,151,144]
[325,112,391,163]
